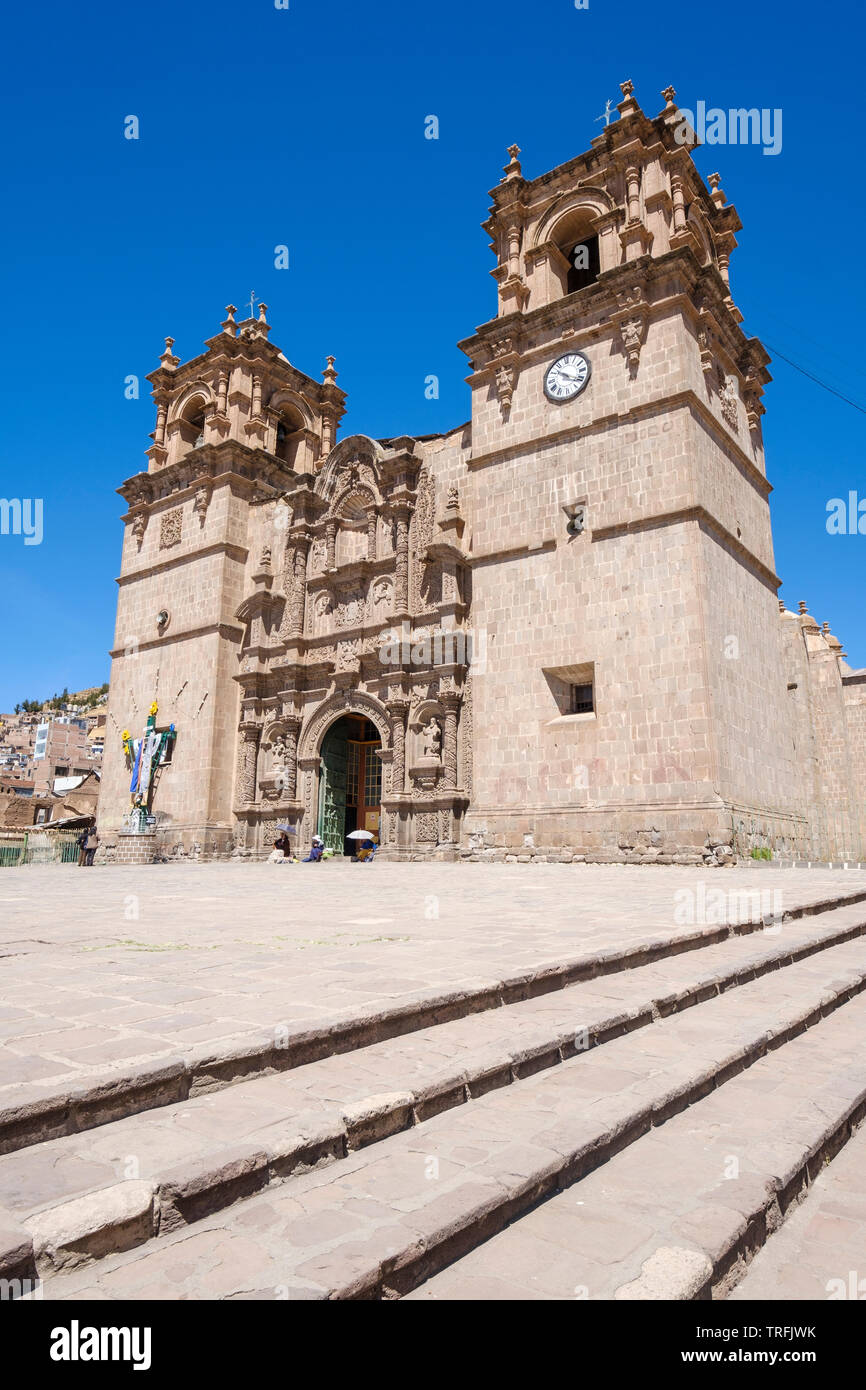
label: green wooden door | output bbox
[318,722,348,852]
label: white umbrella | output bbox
[346,829,375,840]
[275,823,296,833]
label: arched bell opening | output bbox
[274,404,306,470]
[174,395,208,463]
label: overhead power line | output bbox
[764,342,866,418]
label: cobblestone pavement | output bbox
[0,861,863,1099]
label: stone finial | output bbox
[779,599,786,612]
[501,143,522,181]
[221,304,237,334]
[822,622,844,654]
[662,85,677,107]
[708,172,726,207]
[617,79,639,119]
[159,336,179,370]
[323,355,338,385]
[798,600,807,615]
[258,302,268,323]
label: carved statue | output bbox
[422,717,442,760]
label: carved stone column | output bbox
[387,699,409,794]
[251,374,262,418]
[366,506,378,561]
[441,692,460,791]
[283,717,301,800]
[239,724,260,803]
[321,411,336,457]
[393,506,411,611]
[155,402,167,447]
[290,537,310,637]
[625,165,641,223]
[278,541,295,638]
[671,175,687,235]
[506,221,521,279]
[325,520,337,571]
[217,372,228,415]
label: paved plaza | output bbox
[2,860,866,1301]
[0,861,861,1096]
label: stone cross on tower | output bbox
[595,99,614,127]
[245,291,258,320]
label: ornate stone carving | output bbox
[159,508,183,549]
[440,694,460,790]
[614,286,647,371]
[288,537,310,636]
[490,337,519,414]
[415,812,439,842]
[371,576,393,615]
[336,589,365,628]
[718,373,739,432]
[386,698,409,794]
[298,691,391,763]
[743,383,764,433]
[421,717,442,760]
[192,484,210,524]
[462,679,473,796]
[130,508,148,549]
[394,506,411,612]
[313,591,333,634]
[336,638,359,670]
[238,726,260,803]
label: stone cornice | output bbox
[592,504,781,592]
[118,448,295,511]
[108,620,243,659]
[115,541,249,585]
[460,247,756,367]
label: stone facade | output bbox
[98,82,866,864]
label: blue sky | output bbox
[0,0,863,710]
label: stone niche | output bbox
[408,710,444,792]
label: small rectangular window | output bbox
[570,683,594,715]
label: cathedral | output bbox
[98,81,866,865]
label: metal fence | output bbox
[0,830,83,868]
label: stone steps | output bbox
[408,997,866,1300]
[728,1111,866,1301]
[22,931,866,1299]
[2,885,864,1160]
[3,897,866,1282]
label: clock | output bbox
[544,351,592,402]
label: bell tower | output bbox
[98,305,346,858]
[459,81,802,859]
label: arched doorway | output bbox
[317,715,382,855]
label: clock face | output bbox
[544,352,591,402]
